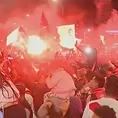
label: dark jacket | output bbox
[65,96,83,118]
[20,76,49,112]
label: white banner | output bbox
[6,27,27,46]
[57,24,75,37]
[57,24,77,49]
[7,28,19,46]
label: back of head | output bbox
[85,71,95,82]
[105,75,118,97]
[37,99,64,118]
[94,73,105,88]
[48,104,63,118]
[94,105,116,118]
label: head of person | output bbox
[15,81,25,96]
[88,73,105,89]
[92,105,116,118]
[48,103,63,118]
[11,69,19,81]
[99,64,112,77]
[68,29,73,36]
[85,71,95,83]
[105,75,118,98]
[37,100,63,118]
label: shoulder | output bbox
[85,99,101,112]
[82,100,100,118]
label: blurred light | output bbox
[85,47,92,54]
[26,14,30,17]
[88,29,91,32]
[106,30,118,33]
[100,35,105,45]
[54,37,56,39]
[52,0,57,2]
[27,35,47,55]
[14,23,16,25]
[8,57,13,60]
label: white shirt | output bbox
[46,68,76,99]
[0,80,20,108]
[82,98,118,118]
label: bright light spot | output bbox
[27,35,47,55]
[43,26,47,29]
[100,35,105,45]
[52,0,57,2]
[54,37,56,39]
[88,29,91,32]
[8,57,13,60]
[85,47,92,54]
[26,14,30,17]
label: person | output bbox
[92,105,116,118]
[38,64,76,117]
[0,72,26,118]
[65,96,83,118]
[86,73,105,103]
[45,65,76,100]
[82,75,118,118]
[15,81,35,118]
[37,97,65,118]
[38,96,83,118]
[0,51,11,76]
[18,69,49,113]
[68,29,73,36]
[78,71,95,110]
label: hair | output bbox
[94,105,116,118]
[68,29,73,33]
[105,75,118,97]
[85,71,95,82]
[99,64,111,77]
[94,73,105,88]
[48,103,63,118]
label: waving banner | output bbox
[57,24,81,49]
[6,27,28,46]
[58,24,75,37]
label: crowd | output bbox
[0,49,118,118]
